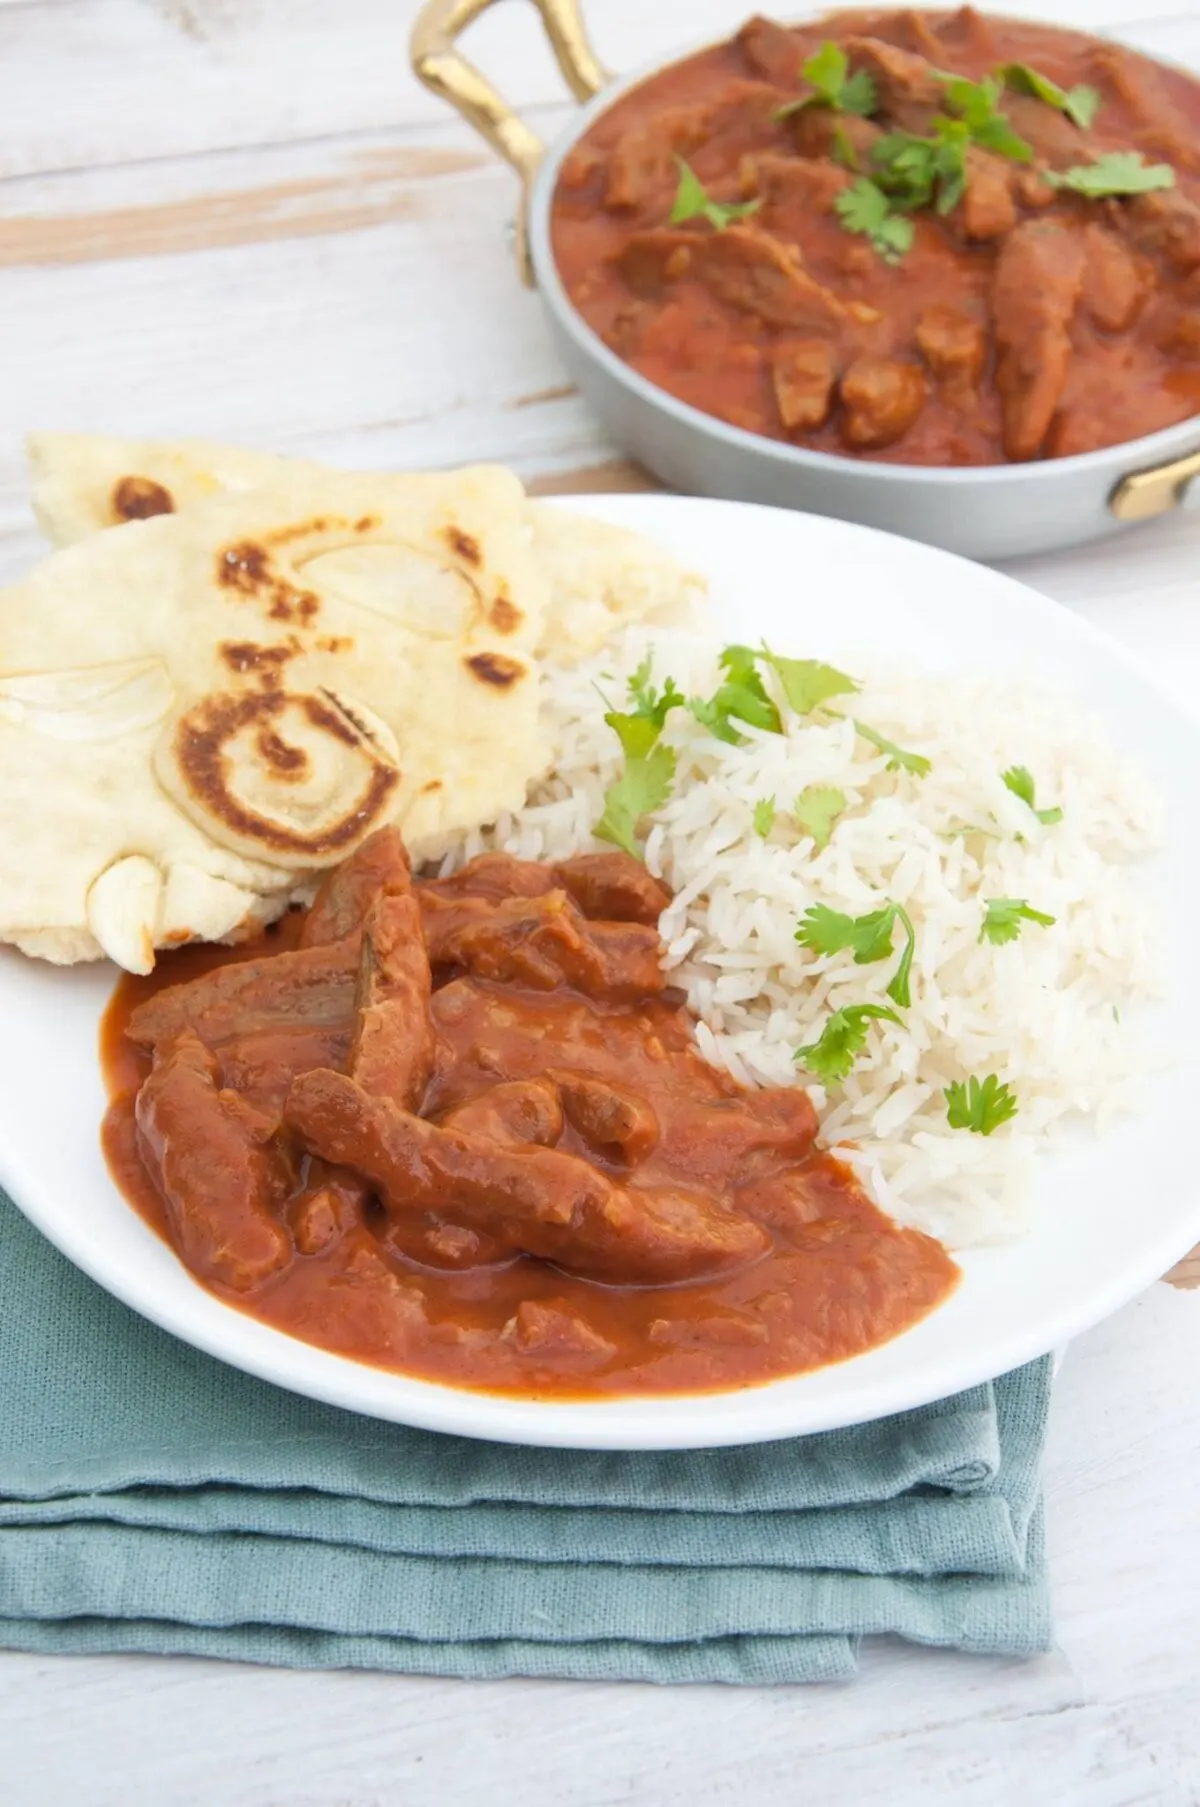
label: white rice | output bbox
[441,630,1164,1248]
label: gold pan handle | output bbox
[1109,445,1200,522]
[410,0,609,286]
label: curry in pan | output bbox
[551,8,1200,464]
[102,830,957,1399]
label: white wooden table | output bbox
[3,2,1200,1800]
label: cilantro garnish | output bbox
[937,74,1033,162]
[854,721,932,777]
[998,62,1100,130]
[687,644,781,744]
[839,73,1031,260]
[670,160,762,231]
[798,903,895,964]
[594,659,682,859]
[774,42,878,121]
[795,1003,902,1085]
[1001,764,1062,825]
[795,901,916,1007]
[794,784,846,851]
[945,1073,1019,1135]
[835,177,915,263]
[870,128,965,214]
[595,741,675,861]
[979,897,1056,946]
[753,796,777,838]
[1047,152,1174,198]
[626,654,685,730]
[832,125,860,170]
[760,650,859,716]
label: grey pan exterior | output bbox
[524,48,1200,562]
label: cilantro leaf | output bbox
[885,904,916,1008]
[871,130,941,210]
[937,74,1033,163]
[1001,764,1062,825]
[595,742,675,860]
[753,796,777,838]
[831,125,860,170]
[595,671,680,859]
[670,160,710,224]
[796,899,916,1005]
[795,1003,902,1085]
[670,160,763,230]
[1048,152,1174,198]
[797,903,898,964]
[687,694,740,744]
[775,42,878,120]
[979,897,1057,946]
[804,40,849,97]
[841,69,878,117]
[1063,84,1101,130]
[604,709,662,761]
[626,655,685,730]
[835,177,915,263]
[761,649,859,716]
[945,1073,1019,1135]
[999,62,1100,130]
[794,783,846,851]
[854,720,932,777]
[687,644,781,744]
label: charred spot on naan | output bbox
[441,524,482,566]
[464,652,527,689]
[111,475,175,523]
[489,590,522,634]
[216,539,320,625]
[219,642,297,689]
[255,727,309,779]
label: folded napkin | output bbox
[0,1193,1052,1683]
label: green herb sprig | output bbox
[687,644,781,744]
[836,71,1033,262]
[1001,765,1062,826]
[979,897,1056,945]
[795,1003,902,1085]
[796,901,917,1007]
[1048,152,1174,198]
[794,784,846,851]
[854,721,932,777]
[774,42,878,121]
[594,659,683,860]
[835,178,916,263]
[670,160,762,231]
[945,1073,1019,1134]
[999,61,1100,130]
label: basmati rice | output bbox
[440,631,1163,1247]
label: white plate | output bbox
[2,495,1197,1449]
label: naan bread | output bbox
[27,432,705,661]
[0,467,548,969]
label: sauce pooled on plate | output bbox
[101,830,957,1399]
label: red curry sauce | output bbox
[100,834,956,1400]
[550,9,1200,465]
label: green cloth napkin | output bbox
[0,1194,1052,1683]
